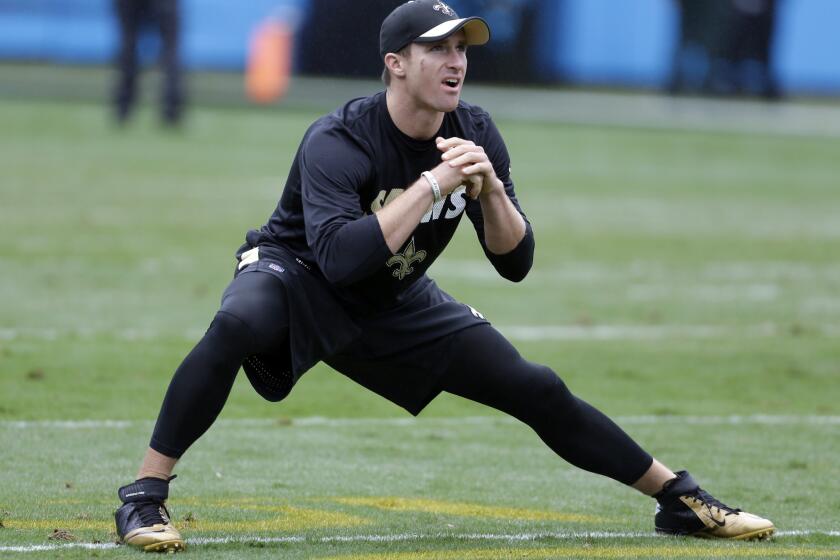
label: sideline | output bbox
[2,415,840,430]
[1,530,838,553]
[3,322,840,342]
[2,64,840,139]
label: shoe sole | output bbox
[656,527,775,541]
[727,527,775,541]
[142,540,185,553]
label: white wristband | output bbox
[421,171,442,203]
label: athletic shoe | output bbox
[654,471,775,540]
[114,476,184,552]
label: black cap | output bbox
[379,0,490,59]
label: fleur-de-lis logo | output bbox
[433,1,455,17]
[386,237,427,280]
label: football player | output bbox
[114,1,774,551]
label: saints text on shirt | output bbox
[369,185,468,223]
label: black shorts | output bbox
[326,277,489,415]
[235,244,488,414]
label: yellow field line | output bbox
[3,520,112,532]
[4,507,369,533]
[334,497,604,523]
[319,545,840,560]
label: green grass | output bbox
[1,93,839,558]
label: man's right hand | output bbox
[426,159,472,198]
[375,140,483,253]
[428,136,492,199]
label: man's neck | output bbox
[385,89,445,140]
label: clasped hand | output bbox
[428,137,502,200]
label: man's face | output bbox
[402,31,468,113]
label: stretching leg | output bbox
[440,325,670,489]
[139,271,289,478]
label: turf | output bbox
[1,91,839,558]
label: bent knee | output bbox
[207,310,255,344]
[525,363,578,415]
[213,304,288,355]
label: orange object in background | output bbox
[246,18,292,104]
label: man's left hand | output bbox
[436,137,503,200]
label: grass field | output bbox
[1,81,840,559]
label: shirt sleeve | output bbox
[300,124,392,286]
[465,115,535,283]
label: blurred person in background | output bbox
[725,0,781,98]
[112,0,184,126]
[668,0,730,94]
[669,0,780,99]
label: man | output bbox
[112,0,184,126]
[114,0,774,552]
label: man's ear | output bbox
[384,52,407,79]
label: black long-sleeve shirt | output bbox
[246,92,534,311]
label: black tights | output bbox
[440,326,652,485]
[149,272,288,457]
[150,272,652,485]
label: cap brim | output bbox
[415,17,490,47]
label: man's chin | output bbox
[438,96,461,113]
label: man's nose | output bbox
[447,51,465,70]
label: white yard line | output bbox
[501,324,782,341]
[3,415,840,430]
[432,259,840,283]
[0,530,837,553]
[626,284,780,302]
[2,322,840,342]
